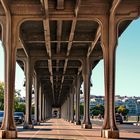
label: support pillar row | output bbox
[0,1,17,138]
[23,58,34,129]
[101,3,120,138]
[75,76,81,125]
[34,75,40,124]
[70,90,74,123]
[81,58,92,129]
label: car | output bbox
[14,112,24,124]
[116,113,123,124]
[0,111,4,125]
[0,111,25,125]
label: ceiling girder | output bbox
[59,0,81,98]
[41,0,55,104]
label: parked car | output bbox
[116,113,123,124]
[0,111,4,125]
[14,112,24,124]
[0,111,24,125]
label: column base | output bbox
[23,123,34,129]
[33,121,40,125]
[70,120,74,123]
[39,120,45,123]
[101,129,119,139]
[74,120,81,125]
[133,122,140,126]
[81,123,92,129]
[0,130,17,139]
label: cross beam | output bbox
[59,0,81,96]
[87,26,101,57]
[41,0,55,104]
[56,20,63,88]
[57,0,64,10]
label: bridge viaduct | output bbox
[0,0,140,139]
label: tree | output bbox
[80,103,84,115]
[116,105,129,116]
[15,103,25,113]
[0,81,25,113]
[0,81,4,110]
[90,104,104,116]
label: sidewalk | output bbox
[18,118,140,140]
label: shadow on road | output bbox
[17,128,52,132]
[120,138,140,140]
[18,138,74,140]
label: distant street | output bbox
[91,119,140,134]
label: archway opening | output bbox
[0,25,4,111]
[116,18,140,122]
[0,41,25,125]
[0,41,4,82]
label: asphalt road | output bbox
[91,119,140,134]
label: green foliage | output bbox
[15,103,25,113]
[115,105,129,116]
[90,104,104,116]
[32,106,35,114]
[0,82,4,93]
[80,103,84,115]
[0,81,25,113]
[0,82,4,110]
[80,104,104,117]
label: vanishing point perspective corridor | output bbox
[0,0,140,139]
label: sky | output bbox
[0,18,140,97]
[0,42,25,96]
[91,18,140,97]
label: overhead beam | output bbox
[35,65,81,69]
[42,5,51,57]
[19,37,29,57]
[87,26,101,57]
[110,0,122,15]
[59,0,81,96]
[38,74,75,78]
[56,20,62,87]
[54,83,73,86]
[40,78,74,81]
[77,65,82,75]
[17,50,103,61]
[57,0,64,10]
[26,40,93,43]
[41,0,55,104]
[63,0,81,66]
[56,21,62,53]
[75,0,81,17]
[2,2,137,21]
